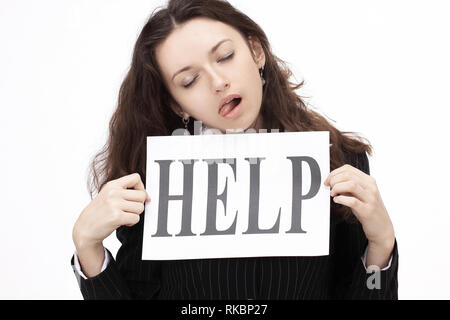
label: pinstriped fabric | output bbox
[71,151,399,300]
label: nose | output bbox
[215,80,230,92]
[207,66,230,92]
[216,82,230,92]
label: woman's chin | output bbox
[210,111,260,133]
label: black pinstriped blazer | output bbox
[71,151,399,300]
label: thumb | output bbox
[117,173,145,191]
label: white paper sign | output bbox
[142,131,330,260]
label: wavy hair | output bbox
[88,0,373,223]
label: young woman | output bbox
[71,0,398,300]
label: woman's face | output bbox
[156,17,266,133]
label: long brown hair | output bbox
[88,0,372,223]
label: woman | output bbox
[71,0,398,300]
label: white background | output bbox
[1,0,449,299]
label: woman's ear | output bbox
[178,106,191,119]
[169,99,190,119]
[248,35,266,69]
[174,108,191,120]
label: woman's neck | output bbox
[204,113,265,134]
[248,113,265,132]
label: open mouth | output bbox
[219,97,242,117]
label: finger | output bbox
[116,173,146,191]
[325,164,369,187]
[119,200,145,214]
[333,194,365,213]
[327,169,371,190]
[330,180,370,203]
[120,211,141,227]
[121,189,150,203]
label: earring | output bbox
[260,67,266,86]
[182,116,190,130]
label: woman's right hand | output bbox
[72,173,150,249]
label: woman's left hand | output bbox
[324,163,395,248]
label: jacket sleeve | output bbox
[70,216,162,300]
[331,151,399,299]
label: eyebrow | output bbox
[171,38,232,82]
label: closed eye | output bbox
[183,52,235,89]
[218,52,234,62]
[183,75,198,88]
